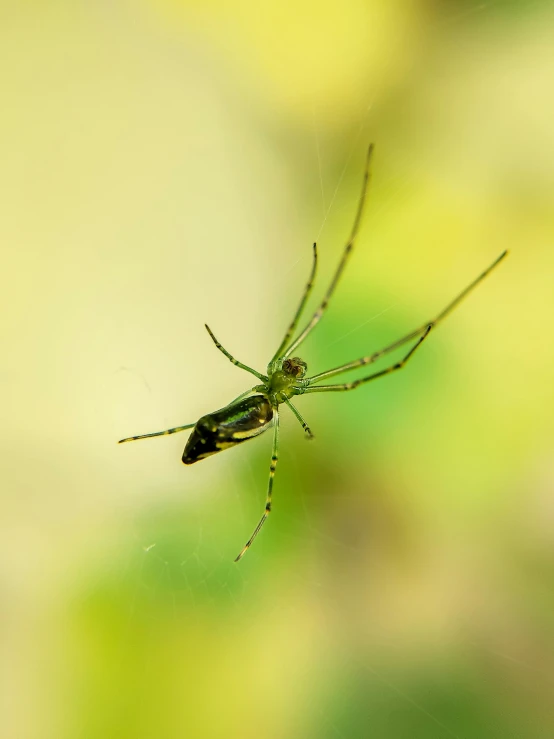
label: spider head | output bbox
[281,356,307,380]
[266,356,308,401]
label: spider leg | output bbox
[284,143,374,358]
[283,398,314,439]
[271,243,318,363]
[205,324,267,381]
[118,390,255,444]
[307,249,508,385]
[118,423,195,443]
[303,326,431,393]
[234,408,280,562]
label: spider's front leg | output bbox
[304,326,432,394]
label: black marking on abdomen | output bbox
[182,395,273,465]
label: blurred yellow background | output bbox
[1,1,553,737]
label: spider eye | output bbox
[282,357,307,378]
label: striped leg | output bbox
[304,326,432,393]
[270,243,318,363]
[118,389,255,444]
[119,422,195,443]
[307,250,508,385]
[204,324,267,381]
[234,408,280,562]
[284,143,375,357]
[284,398,314,439]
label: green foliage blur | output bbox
[2,1,553,737]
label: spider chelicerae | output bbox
[119,145,508,561]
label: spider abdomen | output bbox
[182,395,273,465]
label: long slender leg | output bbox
[284,143,375,358]
[283,398,314,439]
[307,250,508,385]
[119,423,195,444]
[118,389,255,444]
[270,243,318,363]
[304,326,431,393]
[204,324,267,381]
[234,408,280,562]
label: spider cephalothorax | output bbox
[282,357,307,379]
[261,356,309,404]
[119,144,507,562]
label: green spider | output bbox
[119,145,508,561]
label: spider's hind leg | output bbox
[234,408,280,562]
[118,423,196,443]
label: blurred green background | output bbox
[1,1,553,737]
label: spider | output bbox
[119,144,508,561]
